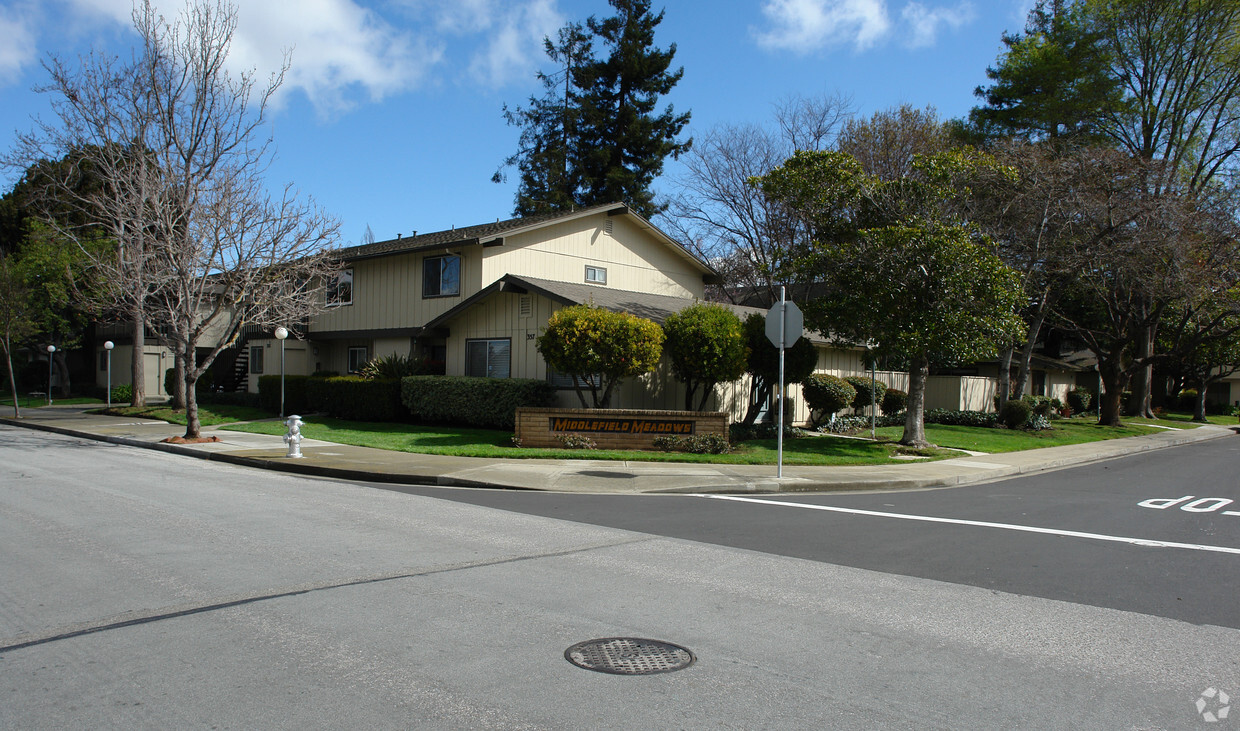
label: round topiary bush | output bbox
[803,373,856,424]
[881,388,907,415]
[1067,387,1092,414]
[1001,398,1033,429]
[844,375,887,412]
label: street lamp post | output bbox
[46,345,56,406]
[274,327,288,418]
[104,341,115,409]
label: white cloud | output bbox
[901,1,975,48]
[0,2,40,86]
[754,0,891,53]
[467,0,562,88]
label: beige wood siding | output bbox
[310,248,484,332]
[481,213,706,299]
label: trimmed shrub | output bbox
[802,374,856,424]
[1067,387,1092,414]
[311,377,404,422]
[401,375,556,430]
[925,409,999,427]
[1177,389,1199,411]
[729,422,809,441]
[1023,395,1054,418]
[881,388,907,415]
[1000,398,1033,429]
[258,374,319,415]
[844,375,887,412]
[556,433,597,449]
[110,383,133,404]
[165,367,214,397]
[652,432,731,454]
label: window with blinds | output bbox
[465,338,510,378]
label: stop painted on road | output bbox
[1139,496,1240,515]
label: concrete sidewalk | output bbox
[2,405,1233,494]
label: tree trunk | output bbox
[997,346,1014,411]
[694,382,715,413]
[52,351,71,397]
[1131,323,1156,418]
[1013,306,1047,399]
[742,376,771,426]
[2,337,19,418]
[901,358,932,448]
[1098,360,1126,426]
[1193,387,1208,423]
[171,350,186,411]
[130,315,145,407]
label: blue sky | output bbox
[1,0,1036,247]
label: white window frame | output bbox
[423,255,461,298]
[347,346,368,374]
[465,338,511,378]
[327,268,353,307]
[585,265,607,285]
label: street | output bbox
[2,424,1238,729]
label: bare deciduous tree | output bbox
[660,93,853,305]
[10,0,341,436]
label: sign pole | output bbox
[777,286,785,478]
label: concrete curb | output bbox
[2,414,1234,494]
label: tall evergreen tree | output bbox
[498,0,690,218]
[968,0,1121,143]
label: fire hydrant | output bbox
[283,414,304,458]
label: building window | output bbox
[585,265,607,284]
[423,255,460,298]
[250,346,264,375]
[327,268,353,306]
[98,351,108,371]
[347,346,368,374]
[466,338,510,378]
[548,369,601,390]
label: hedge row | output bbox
[258,375,404,421]
[401,375,556,430]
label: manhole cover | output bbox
[564,637,695,675]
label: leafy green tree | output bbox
[758,149,1026,447]
[969,0,1121,142]
[537,304,664,408]
[499,0,690,218]
[739,312,818,426]
[662,303,748,411]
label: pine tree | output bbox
[495,23,592,216]
[498,0,690,218]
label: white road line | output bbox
[691,494,1240,556]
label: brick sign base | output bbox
[515,407,729,450]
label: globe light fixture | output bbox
[274,327,289,418]
[104,341,115,408]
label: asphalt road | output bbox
[399,435,1240,629]
[2,424,1238,729]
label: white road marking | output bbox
[691,494,1240,556]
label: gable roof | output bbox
[334,203,716,280]
[423,274,832,344]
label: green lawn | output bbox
[1,395,104,408]
[99,403,273,426]
[221,416,937,466]
[870,418,1187,453]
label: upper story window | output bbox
[327,268,353,306]
[585,265,607,285]
[423,255,460,298]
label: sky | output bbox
[0,0,1038,248]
